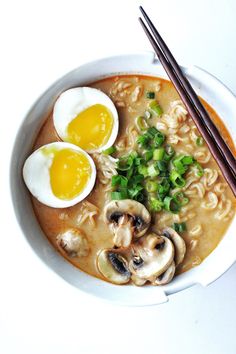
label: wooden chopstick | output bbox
[139,6,236,175]
[139,10,236,197]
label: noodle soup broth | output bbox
[31,75,236,285]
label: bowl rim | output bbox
[9,51,236,306]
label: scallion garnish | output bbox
[111,175,121,187]
[146,91,155,99]
[196,137,204,146]
[144,150,153,162]
[157,178,171,199]
[135,116,148,132]
[137,165,148,177]
[173,192,189,206]
[156,160,168,172]
[137,134,149,147]
[111,190,128,200]
[149,100,163,116]
[172,222,187,233]
[102,146,116,155]
[111,102,204,216]
[153,147,165,161]
[118,175,129,187]
[145,180,158,193]
[153,131,165,147]
[164,144,175,161]
[170,170,186,188]
[146,126,159,138]
[149,197,163,212]
[117,156,133,171]
[163,196,180,213]
[193,162,204,177]
[147,164,160,177]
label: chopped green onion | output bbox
[156,160,168,171]
[110,117,204,214]
[134,157,145,166]
[128,184,144,199]
[173,159,187,175]
[146,91,155,99]
[117,156,133,171]
[173,155,194,174]
[153,131,165,147]
[111,175,121,187]
[135,116,148,132]
[145,180,158,193]
[137,134,149,147]
[193,162,204,177]
[144,150,153,162]
[120,177,128,187]
[144,110,152,119]
[147,164,160,177]
[174,154,194,166]
[130,151,138,159]
[149,100,163,116]
[173,192,189,206]
[157,178,171,198]
[196,137,204,146]
[164,145,175,161]
[159,171,169,177]
[172,222,187,233]
[111,190,128,200]
[130,174,144,185]
[170,170,186,188]
[102,146,116,155]
[146,127,158,138]
[138,165,148,177]
[182,155,194,165]
[126,167,134,179]
[153,147,165,161]
[163,196,180,213]
[149,197,163,212]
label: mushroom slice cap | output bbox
[129,234,174,279]
[104,199,151,238]
[97,249,131,285]
[150,261,176,285]
[112,214,133,248]
[131,274,147,287]
[163,227,186,266]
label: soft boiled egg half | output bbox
[53,87,119,153]
[23,142,96,208]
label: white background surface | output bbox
[1,0,236,353]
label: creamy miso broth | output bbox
[31,75,236,285]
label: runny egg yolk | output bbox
[44,148,91,200]
[66,104,114,151]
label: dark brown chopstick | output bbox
[140,6,236,175]
[139,8,236,197]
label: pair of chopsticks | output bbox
[139,6,236,197]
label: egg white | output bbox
[23,142,96,208]
[53,87,119,153]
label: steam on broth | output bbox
[31,75,236,285]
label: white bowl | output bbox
[10,52,236,306]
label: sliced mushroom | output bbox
[129,233,174,279]
[131,274,147,286]
[150,261,176,285]
[97,249,131,285]
[112,214,133,248]
[163,227,186,266]
[104,199,151,248]
[57,228,89,257]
